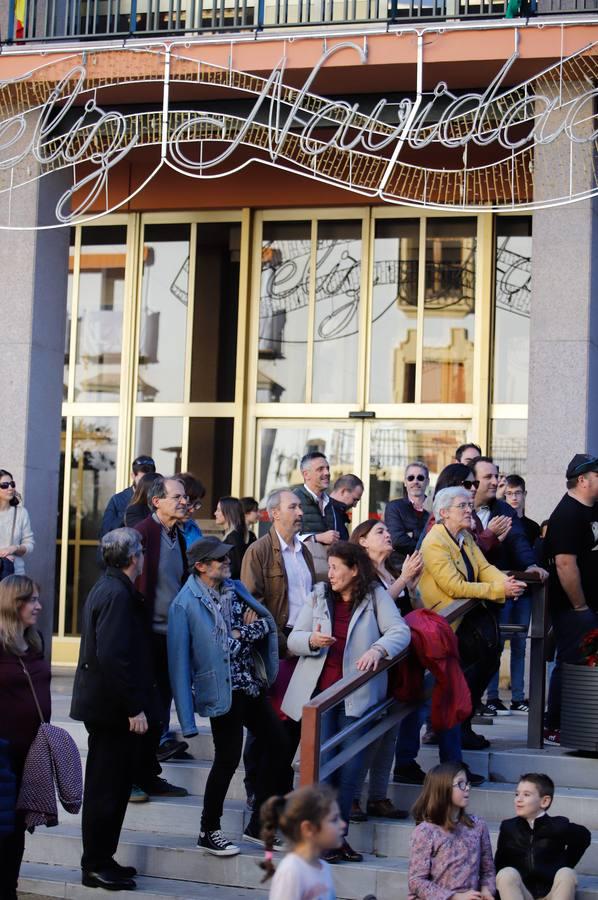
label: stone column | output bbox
[526,91,598,522]
[0,171,70,654]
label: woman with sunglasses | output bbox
[0,471,34,576]
[384,462,430,565]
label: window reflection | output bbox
[258,425,355,500]
[258,222,310,403]
[491,419,528,478]
[368,423,468,519]
[74,226,127,402]
[493,217,532,404]
[370,219,419,403]
[312,220,361,403]
[134,417,183,476]
[138,224,190,403]
[422,219,476,403]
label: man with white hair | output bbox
[241,489,316,800]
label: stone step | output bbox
[61,792,598,875]
[20,827,598,900]
[20,863,268,900]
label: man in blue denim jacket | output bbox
[168,536,288,858]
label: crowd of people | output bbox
[0,443,596,899]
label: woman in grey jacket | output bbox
[282,541,410,863]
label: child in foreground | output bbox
[260,785,343,900]
[408,762,496,900]
[495,772,591,899]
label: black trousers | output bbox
[0,760,24,900]
[202,691,289,833]
[244,717,301,798]
[81,724,159,871]
[457,605,501,728]
[152,632,173,742]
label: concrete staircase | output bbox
[19,674,598,899]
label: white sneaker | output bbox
[197,830,240,856]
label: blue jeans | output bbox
[487,595,532,703]
[395,699,462,768]
[354,721,399,804]
[320,705,368,833]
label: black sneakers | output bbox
[243,825,284,851]
[486,699,510,716]
[393,761,426,785]
[141,777,188,797]
[197,830,240,857]
[511,699,530,713]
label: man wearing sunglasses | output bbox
[544,454,598,744]
[385,462,430,565]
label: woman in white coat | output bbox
[282,540,410,863]
[0,471,34,576]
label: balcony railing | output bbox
[7,0,598,42]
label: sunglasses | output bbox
[406,474,426,482]
[462,479,479,489]
[0,481,15,489]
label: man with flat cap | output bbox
[544,453,598,742]
[168,536,288,857]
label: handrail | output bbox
[299,575,547,786]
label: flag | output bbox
[15,0,25,38]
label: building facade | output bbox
[0,3,596,662]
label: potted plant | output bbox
[560,629,598,752]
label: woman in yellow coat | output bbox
[419,486,525,750]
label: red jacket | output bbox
[390,608,471,731]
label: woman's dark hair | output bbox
[218,496,247,540]
[327,540,377,610]
[412,762,474,832]
[241,496,259,515]
[0,470,19,507]
[259,785,337,881]
[349,519,401,580]
[433,463,475,498]
[129,472,162,509]
[179,472,206,505]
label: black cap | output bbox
[132,455,156,472]
[566,454,598,479]
[188,536,233,565]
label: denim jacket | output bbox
[168,575,279,733]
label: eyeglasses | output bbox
[505,490,524,498]
[461,479,479,489]
[406,474,426,482]
[453,780,471,791]
[0,481,16,489]
[452,502,475,511]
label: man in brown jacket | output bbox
[240,489,315,802]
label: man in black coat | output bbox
[71,527,162,891]
[98,456,156,539]
[384,461,430,564]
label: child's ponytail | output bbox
[259,794,286,881]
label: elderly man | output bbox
[71,528,161,891]
[135,476,190,770]
[384,461,430,565]
[241,489,316,801]
[544,454,598,743]
[168,537,288,857]
[329,474,364,540]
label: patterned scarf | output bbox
[194,576,238,650]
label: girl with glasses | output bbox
[0,470,34,576]
[408,762,495,900]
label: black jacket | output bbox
[330,497,351,541]
[294,485,338,537]
[384,498,429,563]
[99,486,134,539]
[477,498,536,572]
[70,568,161,728]
[495,814,591,898]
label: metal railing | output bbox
[6,0,598,42]
[299,575,546,786]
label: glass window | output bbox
[258,423,356,501]
[368,423,468,519]
[134,417,184,476]
[312,220,361,403]
[370,219,419,403]
[187,418,234,524]
[422,219,476,403]
[190,224,241,403]
[74,226,127,402]
[138,224,190,403]
[65,416,118,635]
[491,419,528,478]
[493,217,532,404]
[258,222,310,403]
